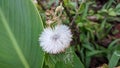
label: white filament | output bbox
[39,24,72,54]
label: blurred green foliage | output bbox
[37,0,120,68]
[0,0,120,68]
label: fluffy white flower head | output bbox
[39,24,72,54]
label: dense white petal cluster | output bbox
[39,24,72,54]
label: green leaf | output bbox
[100,18,106,30]
[106,0,115,9]
[108,39,120,49]
[82,43,94,51]
[108,11,116,16]
[86,50,106,57]
[0,0,44,68]
[55,61,72,68]
[45,47,84,68]
[109,50,120,68]
[82,3,89,19]
[73,52,84,68]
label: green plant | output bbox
[0,0,120,68]
[0,0,44,68]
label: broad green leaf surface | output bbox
[73,52,84,68]
[45,47,84,68]
[109,50,120,68]
[0,0,44,68]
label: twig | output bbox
[76,0,80,8]
[59,0,73,21]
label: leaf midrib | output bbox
[0,8,30,68]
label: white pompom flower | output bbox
[39,24,72,54]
